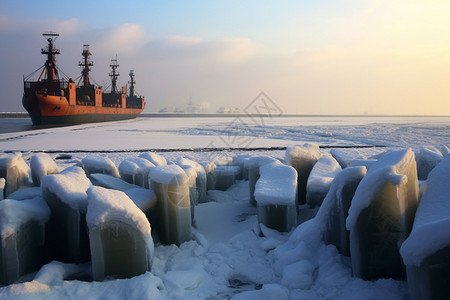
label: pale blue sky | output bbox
[1,0,449,114]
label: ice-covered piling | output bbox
[30,153,59,187]
[254,161,298,232]
[322,166,367,256]
[347,148,419,280]
[149,165,191,246]
[139,152,167,166]
[285,143,321,205]
[86,186,154,281]
[177,157,207,203]
[400,155,450,300]
[248,156,279,206]
[0,196,50,285]
[119,157,155,188]
[413,146,443,180]
[81,155,119,177]
[306,156,342,208]
[214,165,240,191]
[41,166,92,263]
[201,162,217,191]
[0,153,32,198]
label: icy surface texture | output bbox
[139,152,167,166]
[0,196,50,285]
[236,154,252,180]
[347,148,419,280]
[400,155,450,300]
[119,157,155,188]
[248,156,279,206]
[41,166,92,263]
[81,155,119,177]
[0,153,31,198]
[413,146,444,180]
[215,166,241,191]
[322,166,367,256]
[149,165,191,246]
[86,186,153,281]
[255,161,298,232]
[285,143,321,205]
[30,153,59,186]
[306,156,342,208]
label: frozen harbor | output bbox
[0,115,450,299]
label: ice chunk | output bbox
[30,153,59,186]
[149,165,191,246]
[0,196,50,285]
[89,173,139,191]
[41,166,92,263]
[119,157,155,188]
[285,143,321,205]
[215,165,241,191]
[81,155,119,177]
[322,166,367,256]
[236,154,252,180]
[139,152,167,166]
[200,162,217,191]
[0,153,32,198]
[254,161,298,232]
[413,146,443,180]
[248,156,279,206]
[400,155,450,300]
[306,156,342,208]
[346,148,419,280]
[86,186,154,281]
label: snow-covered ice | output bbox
[29,153,59,186]
[255,161,297,232]
[347,148,419,280]
[86,186,154,281]
[81,155,120,178]
[400,154,450,299]
[306,155,342,207]
[1,116,450,299]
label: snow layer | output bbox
[149,165,188,185]
[254,161,297,205]
[40,166,92,211]
[118,157,155,176]
[400,155,450,266]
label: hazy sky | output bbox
[1,0,449,114]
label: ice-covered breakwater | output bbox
[0,144,450,299]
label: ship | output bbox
[23,32,145,125]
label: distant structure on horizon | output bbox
[216,107,240,114]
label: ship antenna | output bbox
[109,55,120,93]
[78,44,93,87]
[38,32,60,82]
[129,70,136,97]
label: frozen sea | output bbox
[1,115,450,299]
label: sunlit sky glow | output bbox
[1,0,449,114]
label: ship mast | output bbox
[78,45,93,87]
[109,56,119,93]
[38,32,60,82]
[128,70,136,97]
